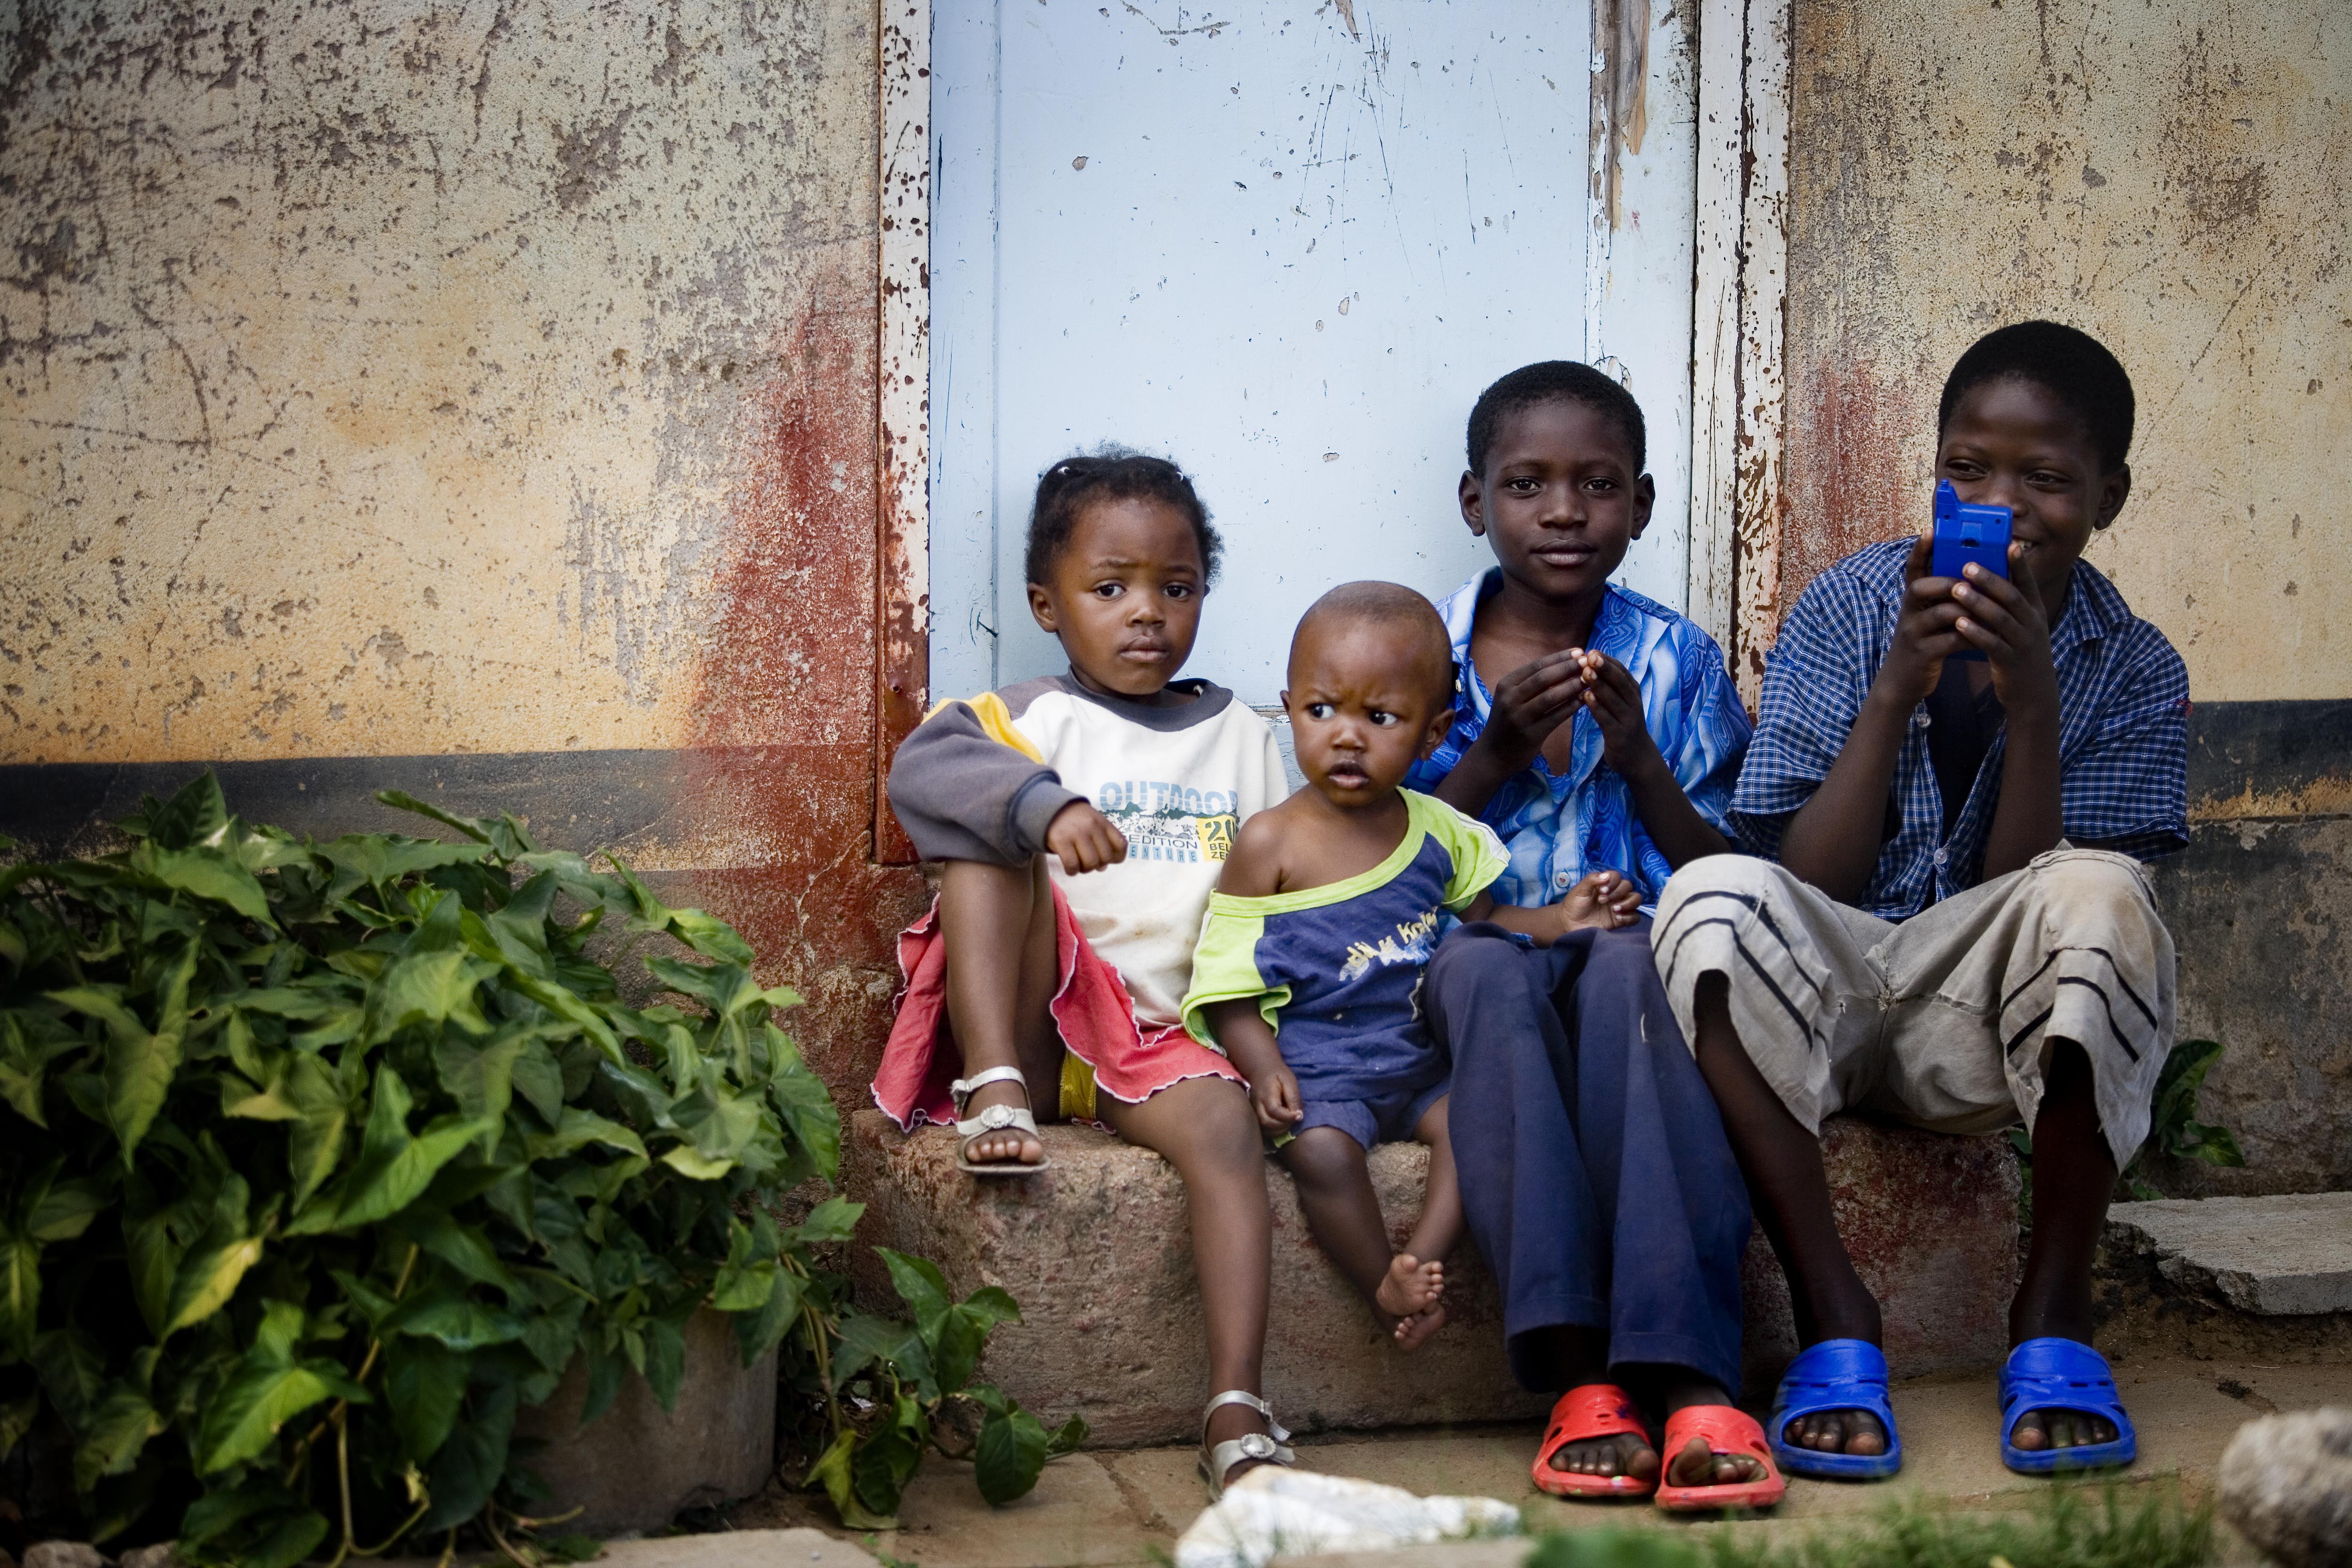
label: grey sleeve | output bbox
[884,702,1083,865]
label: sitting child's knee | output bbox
[1284,1125,1369,1184]
[2028,849,2152,906]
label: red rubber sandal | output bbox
[1532,1384,1658,1498]
[1653,1404,1786,1512]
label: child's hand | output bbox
[1952,547,2060,723]
[1555,868,1643,932]
[1247,1062,1305,1135]
[1045,800,1128,873]
[1475,649,1591,771]
[1577,652,1664,782]
[1873,532,1971,710]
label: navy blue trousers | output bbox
[1426,921,1750,1396]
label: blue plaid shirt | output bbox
[1731,541,2189,919]
[1405,571,1752,908]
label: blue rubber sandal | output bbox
[1768,1338,1904,1480]
[2000,1338,2137,1474]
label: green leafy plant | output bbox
[806,1249,1086,1527]
[0,774,1077,1564]
[2009,1036,2246,1210]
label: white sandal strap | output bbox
[1204,1431,1294,1494]
[1202,1388,1291,1445]
[955,1102,1041,1141]
[949,1064,1030,1115]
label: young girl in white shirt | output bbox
[876,452,1292,1497]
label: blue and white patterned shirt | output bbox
[1404,571,1753,909]
[1731,540,2189,919]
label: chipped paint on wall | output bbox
[1,0,879,762]
[1778,0,2349,702]
[0,0,932,1109]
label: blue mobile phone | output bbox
[1931,481,2010,661]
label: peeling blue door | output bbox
[931,0,1695,707]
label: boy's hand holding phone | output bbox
[1952,549,2060,721]
[1045,799,1128,873]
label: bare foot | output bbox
[961,1079,1045,1166]
[1376,1253,1444,1318]
[1549,1430,1660,1482]
[1666,1435,1768,1488]
[1780,1408,1887,1456]
[2008,1406,2118,1452]
[1392,1300,1448,1351]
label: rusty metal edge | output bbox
[875,0,932,866]
[1689,0,1790,709]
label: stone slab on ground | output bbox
[849,1112,2019,1446]
[2106,1192,2352,1315]
[724,1360,2350,1568]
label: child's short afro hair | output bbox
[1465,360,1646,477]
[1938,321,2135,474]
[1024,447,1223,588]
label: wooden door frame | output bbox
[870,0,1797,860]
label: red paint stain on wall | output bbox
[669,268,929,1112]
[1779,356,1927,620]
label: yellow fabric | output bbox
[926,692,1045,763]
[1058,1049,1099,1121]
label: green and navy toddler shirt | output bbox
[1180,792,1508,1107]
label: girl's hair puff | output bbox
[1024,447,1223,588]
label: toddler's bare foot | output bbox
[1392,1300,1448,1351]
[1375,1253,1445,1318]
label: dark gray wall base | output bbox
[0,750,704,859]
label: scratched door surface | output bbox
[932,0,1689,707]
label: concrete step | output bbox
[846,1111,2019,1446]
[2100,1191,2352,1362]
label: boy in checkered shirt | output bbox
[1654,323,2188,1483]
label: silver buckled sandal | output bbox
[1198,1388,1295,1500]
[951,1064,1050,1176]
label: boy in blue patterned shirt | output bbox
[1657,323,2188,1485]
[1411,363,1780,1511]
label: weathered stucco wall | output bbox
[1780,0,2348,702]
[1781,0,2352,1193]
[0,1,927,1093]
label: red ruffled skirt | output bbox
[871,883,1242,1131]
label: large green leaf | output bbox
[381,1286,527,1352]
[139,773,229,851]
[28,1176,110,1241]
[803,1429,899,1531]
[973,1398,1050,1506]
[193,1302,363,1475]
[383,1335,465,1462]
[0,1233,39,1359]
[523,1107,648,1163]
[324,1064,489,1229]
[139,842,274,927]
[73,1386,163,1494]
[32,1327,110,1428]
[417,1381,516,1533]
[162,1175,263,1338]
[53,950,195,1163]
[365,948,495,1044]
[124,1209,183,1339]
